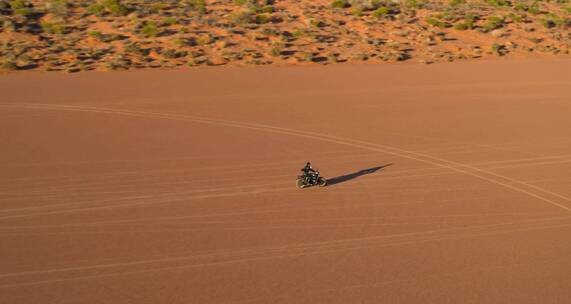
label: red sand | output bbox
[1,59,570,303]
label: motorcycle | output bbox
[296,171,327,189]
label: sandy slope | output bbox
[1,59,571,303]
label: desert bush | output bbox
[9,0,29,10]
[349,0,381,11]
[491,43,508,55]
[140,21,159,37]
[149,3,167,13]
[234,0,257,6]
[449,0,465,6]
[540,13,568,28]
[405,0,425,9]
[88,30,104,40]
[124,42,149,55]
[426,17,451,28]
[453,22,469,30]
[254,13,271,24]
[268,46,281,56]
[291,28,305,37]
[105,0,128,16]
[331,0,350,8]
[352,6,364,15]
[88,30,123,42]
[162,49,187,59]
[1,59,17,70]
[260,5,274,13]
[486,0,510,7]
[308,18,325,27]
[188,0,206,14]
[482,16,504,32]
[372,6,392,18]
[163,17,178,25]
[527,2,542,15]
[10,0,36,16]
[87,2,105,16]
[45,0,69,18]
[231,10,253,24]
[41,21,66,34]
[507,12,524,23]
[196,34,213,45]
[88,0,128,17]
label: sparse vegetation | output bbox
[0,0,570,72]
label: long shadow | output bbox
[326,164,393,187]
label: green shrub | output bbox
[188,0,206,14]
[486,0,509,7]
[540,14,568,28]
[405,0,424,9]
[308,18,324,27]
[104,0,128,16]
[45,0,69,18]
[88,30,104,40]
[454,22,469,30]
[255,13,271,24]
[331,0,349,8]
[9,0,29,10]
[140,21,159,37]
[88,0,128,17]
[349,0,383,10]
[507,13,524,23]
[1,59,18,70]
[528,3,541,15]
[372,6,391,18]
[231,10,253,24]
[87,3,105,16]
[41,21,66,34]
[426,17,451,28]
[291,28,304,37]
[351,6,363,16]
[449,0,465,6]
[482,16,504,32]
[196,34,213,45]
[162,49,188,59]
[163,17,178,25]
[10,1,36,16]
[269,47,281,57]
[261,5,274,13]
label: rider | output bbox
[301,162,317,179]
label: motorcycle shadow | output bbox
[326,164,393,187]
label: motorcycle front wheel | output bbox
[317,177,327,187]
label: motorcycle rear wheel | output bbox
[296,179,307,189]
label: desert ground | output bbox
[1,58,571,303]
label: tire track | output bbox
[2,103,569,212]
[1,216,569,289]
